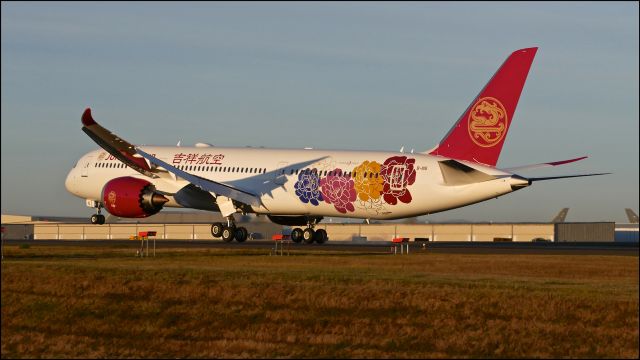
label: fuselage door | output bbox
[81,157,93,177]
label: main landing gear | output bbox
[290,222,328,244]
[90,203,106,225]
[211,217,248,243]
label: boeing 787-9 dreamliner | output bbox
[65,47,607,243]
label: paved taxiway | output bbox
[3,240,637,256]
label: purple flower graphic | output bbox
[294,169,323,206]
[320,168,356,213]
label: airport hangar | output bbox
[1,212,637,243]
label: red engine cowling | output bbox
[102,177,169,218]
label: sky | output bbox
[1,2,638,223]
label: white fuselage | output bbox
[65,146,521,220]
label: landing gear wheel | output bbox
[211,222,224,238]
[235,227,248,242]
[221,226,236,242]
[314,229,328,244]
[90,214,105,225]
[303,228,316,244]
[291,228,303,243]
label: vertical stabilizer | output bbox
[429,47,538,167]
[625,208,639,223]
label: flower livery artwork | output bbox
[294,156,417,213]
[380,156,416,205]
[319,168,357,214]
[294,169,323,206]
[352,160,384,202]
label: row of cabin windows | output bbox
[95,162,267,174]
[286,168,380,179]
[95,162,127,168]
[175,165,267,174]
[94,163,381,179]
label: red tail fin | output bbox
[429,47,538,167]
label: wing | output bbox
[80,107,262,207]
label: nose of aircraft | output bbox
[65,167,76,194]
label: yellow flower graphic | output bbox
[353,160,384,202]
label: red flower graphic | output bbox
[320,168,356,213]
[380,156,416,205]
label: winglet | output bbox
[82,108,96,126]
[80,108,156,177]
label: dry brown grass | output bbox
[1,244,638,358]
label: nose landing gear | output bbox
[90,203,105,225]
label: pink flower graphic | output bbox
[320,168,356,213]
[380,156,416,205]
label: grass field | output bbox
[1,244,638,358]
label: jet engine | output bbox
[102,177,168,218]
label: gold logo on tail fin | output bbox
[468,97,508,147]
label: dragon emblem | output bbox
[467,97,508,147]
[107,190,117,208]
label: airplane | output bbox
[65,47,609,244]
[625,209,639,223]
[552,208,569,223]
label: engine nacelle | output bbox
[102,177,168,218]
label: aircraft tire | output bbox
[235,227,248,242]
[314,229,328,244]
[221,226,236,242]
[211,222,224,238]
[98,215,106,225]
[303,228,315,244]
[91,214,99,225]
[291,228,303,243]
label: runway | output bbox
[3,239,637,256]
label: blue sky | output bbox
[1,2,638,223]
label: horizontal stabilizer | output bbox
[527,173,611,182]
[438,159,497,185]
[503,156,588,173]
[135,148,262,207]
